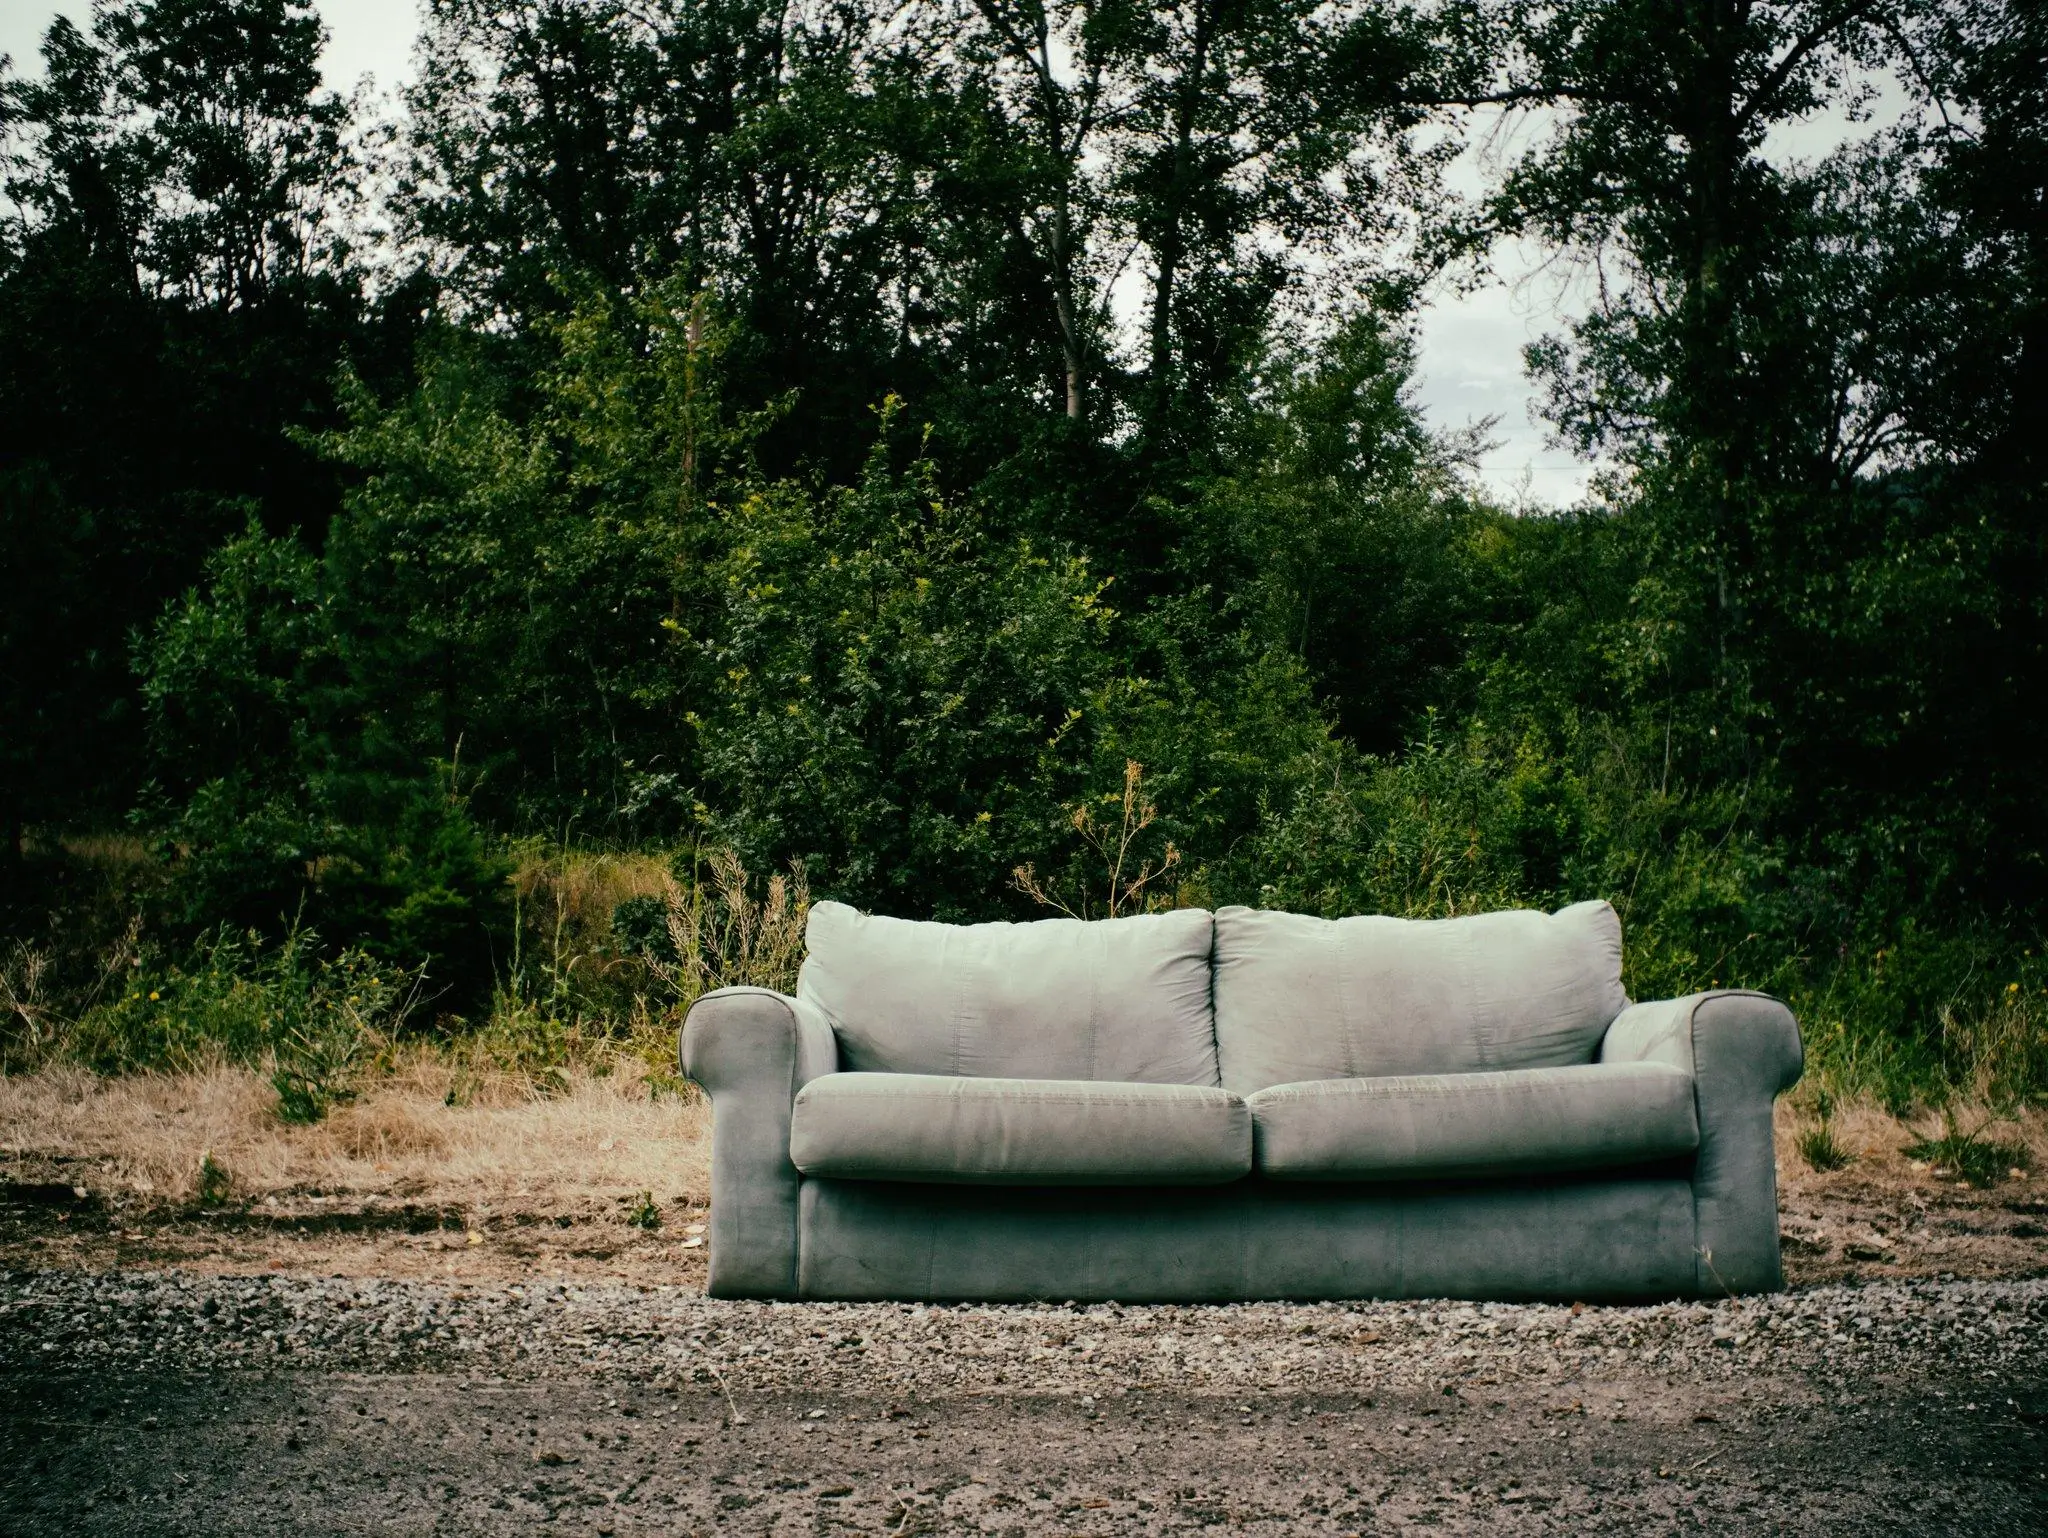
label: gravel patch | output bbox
[4,1268,2042,1394]
[5,1269,2046,1534]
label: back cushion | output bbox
[1212,901,1627,1095]
[798,901,1219,1085]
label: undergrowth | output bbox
[2,827,2044,1127]
[1796,1090,1854,1172]
[0,840,806,1118]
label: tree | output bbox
[0,1,369,842]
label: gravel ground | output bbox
[4,1268,2046,1534]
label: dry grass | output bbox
[0,1057,710,1214]
[511,846,672,956]
[2,1058,2038,1289]
[1775,1093,2046,1181]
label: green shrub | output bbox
[195,1151,232,1204]
[610,893,676,964]
[317,777,515,1019]
[66,927,408,1119]
[147,773,515,1022]
[147,778,324,942]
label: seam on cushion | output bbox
[811,1073,1228,1097]
[1331,921,1356,1081]
[810,1075,1238,1098]
[1204,912,1222,1089]
[816,1089,1237,1108]
[1249,1062,1683,1098]
[777,994,802,1297]
[1462,914,1494,1070]
[1245,1073,1689,1110]
[948,927,965,1078]
[1087,923,1102,1082]
[1684,992,1710,1294]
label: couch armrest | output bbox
[680,986,838,1298]
[1600,990,1803,1295]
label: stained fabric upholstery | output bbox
[797,900,1219,1084]
[790,1073,1251,1185]
[1212,900,1629,1094]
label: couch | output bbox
[679,899,1802,1302]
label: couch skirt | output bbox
[796,1174,1699,1303]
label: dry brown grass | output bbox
[0,1056,710,1213]
[1775,1093,2047,1179]
[511,846,671,947]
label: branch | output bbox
[1401,86,1563,110]
[1735,0,1885,134]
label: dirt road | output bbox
[3,1268,2044,1535]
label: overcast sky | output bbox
[0,0,1603,503]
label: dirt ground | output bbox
[2,1075,2045,1534]
[4,1349,2044,1534]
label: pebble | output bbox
[1,1269,2040,1394]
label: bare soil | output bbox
[2,1077,2045,1534]
[3,1325,2044,1535]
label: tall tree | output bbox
[1500,0,1911,482]
[0,1,369,847]
[1494,0,1918,706]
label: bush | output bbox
[146,773,514,1021]
[697,416,1122,917]
[317,777,515,1020]
[64,926,409,1120]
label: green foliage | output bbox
[1,0,2043,1117]
[609,894,675,965]
[1796,1090,1853,1172]
[141,774,512,1019]
[65,925,405,1119]
[317,779,516,1019]
[625,1190,661,1231]
[1170,316,1487,752]
[195,1150,232,1204]
[698,408,1124,916]
[1796,1120,1852,1174]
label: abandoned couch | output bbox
[679,899,1802,1302]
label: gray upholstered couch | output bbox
[679,899,1802,1302]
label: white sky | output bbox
[1,1,1899,509]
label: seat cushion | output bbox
[789,1073,1252,1185]
[1213,901,1628,1094]
[797,901,1219,1084]
[1249,1063,1697,1181]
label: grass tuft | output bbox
[1797,1119,1853,1172]
[1795,1089,1855,1172]
[1906,1111,2033,1188]
[196,1149,231,1204]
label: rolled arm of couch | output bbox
[1600,990,1803,1295]
[680,987,838,1298]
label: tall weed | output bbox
[644,847,809,1004]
